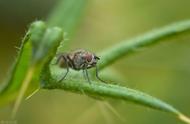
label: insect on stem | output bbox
[56,49,107,84]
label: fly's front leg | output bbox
[82,69,86,80]
[95,65,107,83]
[84,65,91,84]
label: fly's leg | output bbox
[95,65,107,83]
[58,66,69,82]
[58,56,69,83]
[82,69,86,80]
[84,66,91,84]
[52,54,63,65]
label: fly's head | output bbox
[83,52,100,68]
[72,49,100,69]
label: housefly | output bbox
[55,49,106,84]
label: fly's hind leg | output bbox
[58,66,69,83]
[58,56,69,83]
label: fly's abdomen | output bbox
[56,54,68,68]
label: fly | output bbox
[55,49,106,84]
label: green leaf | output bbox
[0,21,63,110]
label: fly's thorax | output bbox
[70,51,86,70]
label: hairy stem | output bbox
[42,77,180,115]
[42,75,190,123]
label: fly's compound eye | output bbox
[85,54,93,62]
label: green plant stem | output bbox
[42,72,190,123]
[98,20,190,71]
[42,78,180,115]
[11,65,35,119]
[42,64,180,116]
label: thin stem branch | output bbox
[98,20,190,70]
[12,65,35,119]
[178,114,190,124]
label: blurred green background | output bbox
[0,0,190,124]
